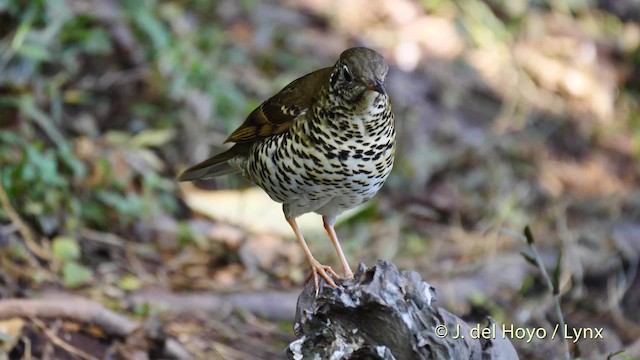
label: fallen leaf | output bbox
[0,317,24,353]
[179,183,363,238]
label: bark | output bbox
[288,260,519,360]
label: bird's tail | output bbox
[177,147,241,181]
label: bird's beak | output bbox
[368,79,386,95]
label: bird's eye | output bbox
[342,65,353,82]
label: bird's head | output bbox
[329,47,389,105]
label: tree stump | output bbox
[288,260,519,359]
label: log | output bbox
[288,260,519,359]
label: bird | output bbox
[178,47,395,294]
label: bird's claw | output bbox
[307,259,339,295]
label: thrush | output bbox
[178,47,395,293]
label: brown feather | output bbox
[179,67,332,181]
[177,143,251,181]
[225,67,332,144]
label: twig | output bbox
[607,271,640,339]
[0,297,135,335]
[523,226,570,360]
[96,67,150,89]
[80,229,125,247]
[29,315,100,360]
[0,296,191,360]
[0,176,50,262]
[21,335,32,360]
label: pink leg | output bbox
[323,216,354,279]
[287,217,339,293]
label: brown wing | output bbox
[225,67,332,143]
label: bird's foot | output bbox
[343,267,354,280]
[307,259,339,295]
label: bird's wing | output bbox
[177,67,332,181]
[176,143,248,181]
[225,67,332,143]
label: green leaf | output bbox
[131,128,176,148]
[132,302,151,316]
[82,28,112,55]
[62,261,93,288]
[118,274,141,292]
[104,131,132,145]
[19,95,68,150]
[130,5,170,51]
[52,236,80,261]
[607,350,634,360]
[520,251,537,267]
[11,10,34,50]
[16,44,50,61]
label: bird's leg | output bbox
[323,216,354,279]
[286,217,339,294]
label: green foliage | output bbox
[118,274,141,292]
[1,131,78,232]
[520,251,537,267]
[0,0,251,237]
[607,350,635,360]
[52,236,93,288]
[52,236,81,261]
[0,0,267,298]
[61,261,93,288]
[59,16,113,56]
[1,122,178,232]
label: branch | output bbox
[0,176,49,262]
[127,290,298,321]
[0,295,191,360]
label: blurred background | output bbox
[1,0,639,358]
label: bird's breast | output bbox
[243,99,395,212]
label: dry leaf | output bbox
[180,184,325,237]
[0,317,24,352]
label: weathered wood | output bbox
[288,260,519,359]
